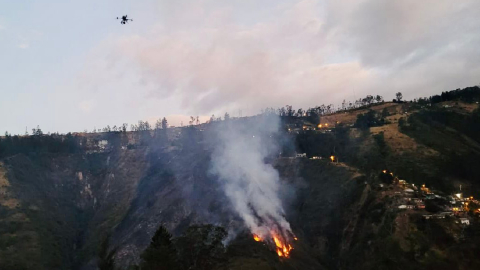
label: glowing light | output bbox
[318,124,323,128]
[382,170,387,174]
[294,237,298,241]
[253,234,261,242]
[330,156,335,162]
[272,234,294,258]
[325,123,329,127]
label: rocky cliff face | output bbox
[0,138,369,270]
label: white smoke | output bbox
[209,114,292,240]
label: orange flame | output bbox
[253,232,295,258]
[272,234,294,258]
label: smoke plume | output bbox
[209,114,293,241]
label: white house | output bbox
[296,153,307,158]
[98,140,108,150]
[459,218,470,225]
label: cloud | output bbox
[80,0,480,116]
[18,43,29,49]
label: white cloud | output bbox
[78,0,480,116]
[18,43,29,49]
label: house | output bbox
[296,153,307,158]
[459,218,470,225]
[441,212,454,217]
[416,204,425,209]
[412,198,423,203]
[398,205,407,209]
[98,140,108,150]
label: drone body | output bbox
[117,15,133,24]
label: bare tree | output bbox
[396,92,403,102]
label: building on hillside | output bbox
[459,218,470,225]
[296,153,307,158]
[98,140,108,150]
[302,124,315,131]
[412,198,423,203]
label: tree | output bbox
[175,225,227,270]
[161,117,168,129]
[355,110,379,130]
[224,112,230,121]
[32,125,43,136]
[396,92,403,102]
[155,119,162,130]
[140,225,179,270]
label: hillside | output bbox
[1,86,480,270]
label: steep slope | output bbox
[1,94,480,270]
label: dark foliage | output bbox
[98,235,116,270]
[140,225,179,270]
[0,133,80,159]
[355,110,386,129]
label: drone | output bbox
[117,15,133,24]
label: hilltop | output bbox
[1,85,480,270]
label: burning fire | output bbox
[253,232,295,258]
[273,235,293,257]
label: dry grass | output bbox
[320,103,401,126]
[1,198,20,209]
[0,162,9,187]
[0,162,21,209]
[370,120,439,156]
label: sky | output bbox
[1,0,479,134]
